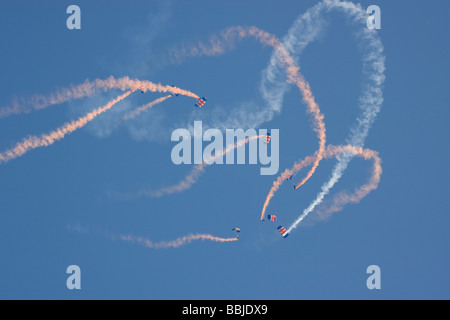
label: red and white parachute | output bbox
[194,97,207,108]
[277,226,289,238]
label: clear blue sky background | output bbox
[0,0,448,299]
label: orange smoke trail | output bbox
[236,26,326,191]
[120,233,239,249]
[261,153,318,220]
[174,26,327,193]
[138,164,206,198]
[129,135,264,198]
[0,76,199,118]
[206,133,264,163]
[260,144,382,220]
[314,146,382,220]
[0,89,136,164]
[122,95,172,121]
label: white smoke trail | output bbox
[259,2,327,111]
[257,0,385,233]
[287,0,385,232]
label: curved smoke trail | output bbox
[287,144,382,232]
[0,80,200,165]
[313,148,382,221]
[171,25,327,197]
[1,0,385,247]
[262,144,382,225]
[119,134,264,199]
[68,224,238,249]
[260,0,385,232]
[0,76,199,118]
[120,233,239,249]
[0,89,136,164]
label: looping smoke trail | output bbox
[287,145,382,233]
[120,233,238,249]
[268,0,385,233]
[171,25,327,193]
[121,135,264,199]
[0,76,199,118]
[2,1,384,246]
[261,144,382,225]
[314,150,382,221]
[0,89,136,164]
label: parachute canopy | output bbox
[264,131,271,143]
[195,97,207,108]
[277,226,289,238]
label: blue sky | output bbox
[0,0,449,299]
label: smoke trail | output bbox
[287,145,382,232]
[261,152,318,220]
[120,233,238,249]
[259,2,327,113]
[171,26,327,192]
[314,148,382,220]
[136,164,206,198]
[0,89,136,164]
[260,144,381,225]
[122,95,172,121]
[121,135,264,199]
[284,0,385,232]
[253,0,384,232]
[68,223,238,250]
[84,94,174,144]
[0,76,199,118]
